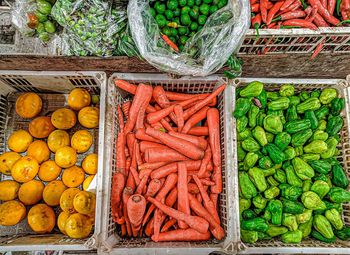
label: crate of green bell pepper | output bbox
[234,78,350,250]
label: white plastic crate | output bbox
[233,77,350,254]
[98,73,237,255]
[238,28,350,55]
[0,71,107,252]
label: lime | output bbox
[209,5,218,14]
[156,14,167,27]
[213,0,219,4]
[179,0,187,6]
[189,31,196,37]
[182,6,191,14]
[198,25,203,30]
[162,27,172,36]
[190,22,198,31]
[195,0,202,5]
[179,45,184,51]
[155,2,166,14]
[36,23,45,33]
[199,4,210,15]
[180,14,191,25]
[173,8,181,16]
[178,26,188,35]
[44,20,56,33]
[190,10,199,20]
[165,9,174,19]
[204,0,213,3]
[170,27,178,36]
[167,0,178,10]
[187,0,195,6]
[149,8,157,17]
[218,0,227,8]
[179,35,189,45]
[198,15,207,25]
[174,17,181,24]
[169,36,176,42]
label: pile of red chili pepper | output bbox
[110,79,226,242]
[251,0,350,30]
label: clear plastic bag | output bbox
[128,0,250,76]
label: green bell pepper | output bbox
[330,97,345,116]
[304,140,328,154]
[274,132,291,151]
[284,146,296,160]
[282,214,298,231]
[332,163,349,188]
[268,97,290,111]
[282,198,304,214]
[310,180,330,199]
[315,106,330,120]
[335,226,350,240]
[299,216,313,238]
[257,89,267,109]
[267,225,288,237]
[289,95,300,106]
[326,115,343,136]
[248,105,259,128]
[305,110,318,129]
[328,187,350,203]
[242,137,260,152]
[297,97,321,114]
[274,169,287,184]
[264,186,280,199]
[313,214,334,239]
[238,129,251,141]
[291,129,313,147]
[239,172,258,199]
[320,88,338,104]
[296,209,312,224]
[252,195,267,209]
[237,116,248,133]
[314,174,333,188]
[311,230,336,243]
[311,130,329,141]
[285,165,303,187]
[311,90,321,98]
[243,152,259,171]
[280,84,295,97]
[241,217,269,232]
[266,143,286,164]
[263,115,283,134]
[240,198,251,216]
[301,191,326,210]
[259,156,273,169]
[252,126,268,147]
[286,105,298,122]
[249,167,268,192]
[321,137,338,159]
[240,81,264,98]
[326,157,340,166]
[302,179,312,192]
[234,98,251,118]
[242,209,257,220]
[280,184,303,201]
[241,229,258,243]
[281,230,303,243]
[309,159,332,174]
[285,119,311,134]
[300,153,320,162]
[325,208,343,230]
[265,132,275,143]
[237,143,247,161]
[292,157,315,180]
[317,119,327,130]
[266,200,283,225]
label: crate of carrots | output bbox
[98,74,236,254]
[238,0,350,55]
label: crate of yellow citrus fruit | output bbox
[0,71,106,252]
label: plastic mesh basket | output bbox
[233,77,350,254]
[0,71,107,252]
[98,73,237,255]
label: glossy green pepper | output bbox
[252,194,267,209]
[267,176,279,186]
[305,110,318,129]
[266,143,286,164]
[317,119,327,130]
[314,174,333,188]
[289,95,300,106]
[249,167,267,192]
[285,165,303,187]
[239,172,258,199]
[259,156,273,169]
[326,157,339,166]
[242,137,260,152]
[263,115,283,134]
[297,97,321,114]
[264,186,280,200]
[300,91,310,101]
[291,129,313,147]
[280,84,295,97]
[292,157,315,180]
[240,81,264,98]
[280,184,303,201]
[302,179,312,192]
[265,132,275,143]
[237,116,248,133]
[283,146,296,160]
[332,164,349,188]
[241,217,269,232]
[311,180,330,199]
[286,105,298,122]
[311,90,321,98]
[282,214,298,231]
[238,129,251,141]
[268,97,290,111]
[267,92,280,100]
[257,89,267,109]
[311,130,329,141]
[313,214,334,239]
[266,200,283,225]
[282,198,304,214]
[311,230,336,243]
[300,153,320,162]
[241,229,258,243]
[296,209,312,224]
[242,209,257,220]
[315,106,329,120]
[37,0,52,15]
[267,225,288,237]
[239,198,251,216]
[321,137,338,159]
[301,191,326,210]
[330,97,345,116]
[328,187,350,203]
[281,230,303,243]
[320,88,338,104]
[252,126,268,147]
[262,168,276,177]
[237,143,246,161]
[274,169,287,184]
[335,226,350,240]
[243,152,259,171]
[248,105,259,128]
[309,159,332,174]
[285,119,311,134]
[325,208,343,230]
[257,111,266,126]
[234,98,251,118]
[274,132,291,151]
[299,216,313,238]
[304,140,328,154]
[326,115,343,136]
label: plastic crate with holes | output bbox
[238,28,350,55]
[0,71,107,252]
[98,73,237,255]
[232,77,350,254]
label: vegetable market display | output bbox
[112,79,225,241]
[0,88,100,239]
[234,81,350,244]
[251,0,350,30]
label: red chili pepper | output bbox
[161,34,179,52]
[273,10,306,21]
[282,18,318,29]
[314,13,330,26]
[250,0,258,5]
[328,0,336,14]
[27,13,38,29]
[260,0,270,23]
[280,0,296,10]
[341,10,349,19]
[310,39,325,60]
[266,1,285,24]
[252,3,260,12]
[308,0,340,25]
[268,2,274,8]
[321,0,327,8]
[267,22,277,28]
[251,13,262,37]
[284,0,302,11]
[305,6,318,22]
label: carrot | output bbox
[161,34,179,52]
[146,127,204,160]
[197,145,212,178]
[211,166,223,194]
[193,175,220,224]
[145,217,154,236]
[111,171,125,222]
[125,157,131,176]
[153,86,171,108]
[115,80,137,94]
[148,197,209,234]
[164,91,206,101]
[136,174,149,195]
[210,193,218,210]
[153,209,163,241]
[121,101,131,119]
[135,141,143,166]
[145,179,162,198]
[183,84,226,120]
[146,104,175,129]
[200,179,216,186]
[168,131,208,150]
[130,143,140,186]
[127,194,147,237]
[188,194,224,240]
[144,147,189,163]
[188,183,200,194]
[174,105,184,132]
[150,160,204,179]
[117,106,127,174]
[139,161,168,171]
[126,133,136,156]
[165,188,178,207]
[177,162,190,229]
[125,84,153,133]
[151,228,211,242]
[207,108,221,169]
[139,141,168,153]
[126,170,136,192]
[123,187,133,236]
[189,170,211,178]
[161,218,177,232]
[121,224,126,236]
[187,127,209,136]
[135,128,160,143]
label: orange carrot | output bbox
[135,141,143,166]
[139,162,168,171]
[153,209,163,240]
[139,141,168,153]
[145,217,154,236]
[147,197,209,234]
[139,169,153,180]
[188,183,200,194]
[117,106,127,174]
[126,171,136,192]
[210,193,218,210]
[182,106,210,134]
[130,143,140,186]
[126,133,136,157]
[168,131,207,150]
[161,34,179,52]
[207,108,221,168]
[136,174,149,195]
[188,193,224,240]
[197,193,203,203]
[111,170,125,222]
[121,224,126,236]
[211,166,223,194]
[187,127,209,136]
[145,179,162,198]
[125,157,131,176]
[122,101,131,119]
[200,179,216,186]
[161,218,177,232]
[197,145,212,178]
[150,160,203,179]
[127,194,147,237]
[153,86,171,108]
[144,147,189,163]
[174,105,184,132]
[123,187,133,236]
[115,80,137,94]
[146,127,204,160]
[146,104,175,132]
[177,162,190,229]
[135,128,160,143]
[165,187,178,207]
[152,228,211,242]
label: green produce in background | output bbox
[257,90,267,108]
[292,157,315,180]
[274,169,287,184]
[280,184,302,201]
[296,98,321,114]
[280,84,295,97]
[335,226,350,240]
[302,179,312,192]
[281,230,303,243]
[252,195,267,209]
[284,146,296,160]
[266,200,283,225]
[320,88,338,104]
[285,164,303,187]
[326,116,344,136]
[268,97,290,111]
[310,180,330,199]
[242,209,256,220]
[242,137,260,152]
[304,110,318,129]
[331,163,349,189]
[249,167,267,192]
[243,152,259,171]
[234,98,251,118]
[315,106,329,120]
[267,226,288,237]
[289,95,300,106]
[286,105,298,121]
[331,97,345,115]
[313,214,334,239]
[266,143,285,164]
[296,209,312,224]
[264,115,283,134]
[241,229,258,243]
[264,186,280,200]
[239,198,251,216]
[248,105,259,128]
[252,126,268,147]
[282,198,304,214]
[300,153,320,162]
[241,218,269,232]
[299,216,313,238]
[282,214,298,231]
[309,160,332,174]
[300,91,310,101]
[303,140,328,154]
[325,208,343,230]
[328,187,350,203]
[237,116,248,133]
[302,191,326,210]
[311,230,336,243]
[240,81,264,98]
[259,156,273,169]
[274,132,291,151]
[239,172,257,199]
[311,130,329,141]
[321,137,338,159]
[291,129,313,147]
